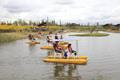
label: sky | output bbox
[0,0,120,24]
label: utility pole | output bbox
[46,17,49,30]
[96,22,99,32]
[60,20,62,27]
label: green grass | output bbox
[0,25,62,44]
[0,33,27,43]
[0,25,38,31]
[70,33,109,37]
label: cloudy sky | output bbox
[0,0,120,24]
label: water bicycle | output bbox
[43,56,88,65]
[26,41,40,45]
[42,37,88,65]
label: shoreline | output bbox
[0,32,28,44]
[0,30,119,44]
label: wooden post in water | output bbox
[76,40,79,53]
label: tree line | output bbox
[0,19,120,32]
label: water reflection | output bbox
[28,44,36,54]
[54,64,82,80]
[46,50,82,80]
[47,50,54,56]
[28,44,36,49]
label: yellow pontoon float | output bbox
[40,45,68,50]
[59,42,69,45]
[43,56,88,65]
[26,41,40,45]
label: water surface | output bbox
[0,32,120,80]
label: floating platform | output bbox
[26,41,40,45]
[40,45,68,50]
[59,42,69,45]
[43,56,88,65]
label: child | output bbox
[66,43,77,58]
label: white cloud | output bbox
[0,0,120,24]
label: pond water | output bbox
[0,32,120,80]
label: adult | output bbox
[55,33,59,39]
[53,41,64,58]
[28,34,32,40]
[46,32,52,45]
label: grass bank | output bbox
[0,25,37,32]
[70,33,109,37]
[0,33,27,44]
[0,25,65,44]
